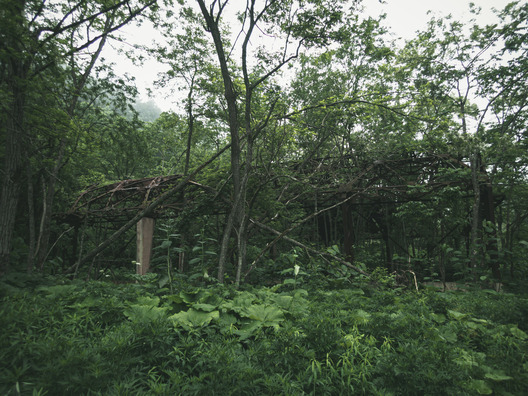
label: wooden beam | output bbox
[136,217,155,275]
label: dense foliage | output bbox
[1,0,528,393]
[1,273,527,395]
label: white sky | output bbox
[365,0,511,41]
[108,0,514,112]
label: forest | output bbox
[1,0,528,394]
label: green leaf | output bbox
[269,295,293,309]
[431,313,446,323]
[158,275,170,288]
[124,304,168,323]
[293,289,309,297]
[439,328,458,343]
[217,312,238,331]
[235,321,262,340]
[169,308,219,329]
[352,309,371,324]
[159,240,172,249]
[466,321,480,330]
[38,284,77,298]
[348,289,365,295]
[193,303,217,312]
[484,372,513,381]
[242,304,284,329]
[447,309,467,320]
[136,296,160,307]
[72,296,103,309]
[179,290,202,304]
[468,380,492,395]
[509,326,528,340]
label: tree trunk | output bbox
[36,140,67,271]
[342,198,355,263]
[196,0,242,283]
[36,20,112,272]
[480,179,501,281]
[26,166,36,273]
[469,151,481,278]
[0,53,28,275]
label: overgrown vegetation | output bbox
[2,0,528,393]
[1,271,527,395]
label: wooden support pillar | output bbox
[136,217,155,275]
[342,197,355,264]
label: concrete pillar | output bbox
[136,217,155,275]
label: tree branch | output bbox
[246,219,371,279]
[244,164,376,278]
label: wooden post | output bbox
[136,217,155,275]
[342,196,355,264]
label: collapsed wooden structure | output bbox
[60,175,214,274]
[59,153,496,277]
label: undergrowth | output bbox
[0,272,527,395]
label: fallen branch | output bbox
[243,165,374,279]
[246,218,370,278]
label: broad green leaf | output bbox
[72,296,103,308]
[242,304,284,329]
[158,275,170,288]
[448,309,467,320]
[159,240,172,249]
[468,380,492,395]
[509,326,528,340]
[136,296,160,307]
[235,321,262,340]
[169,308,219,329]
[293,289,309,297]
[217,312,238,330]
[348,289,365,295]
[484,372,513,381]
[431,313,446,323]
[470,318,489,324]
[179,290,204,304]
[439,328,457,343]
[124,304,168,323]
[269,295,293,309]
[466,321,480,330]
[222,291,256,314]
[193,303,217,312]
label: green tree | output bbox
[0,0,157,274]
[195,0,352,284]
[383,1,528,282]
